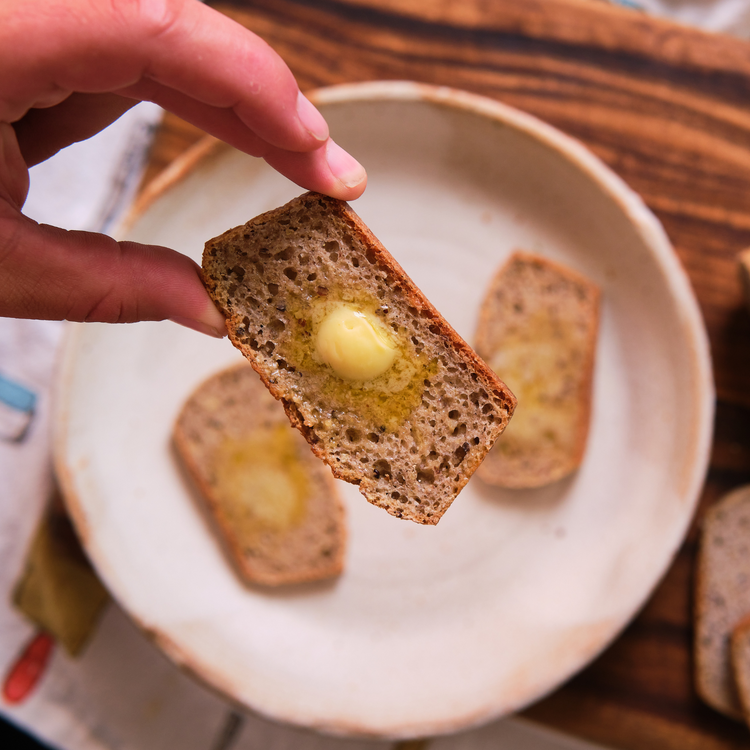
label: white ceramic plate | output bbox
[54,82,714,739]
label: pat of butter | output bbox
[316,304,397,381]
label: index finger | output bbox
[0,0,329,152]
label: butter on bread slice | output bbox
[201,192,516,525]
[173,363,346,586]
[474,251,600,488]
[695,485,750,720]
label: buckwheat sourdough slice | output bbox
[695,485,750,720]
[173,363,346,586]
[202,191,516,525]
[474,251,600,488]
[731,615,750,726]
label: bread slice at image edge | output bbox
[731,614,750,728]
[474,251,600,489]
[202,192,516,525]
[695,484,750,720]
[173,363,346,587]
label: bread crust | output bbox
[731,614,750,727]
[202,192,516,524]
[474,251,600,488]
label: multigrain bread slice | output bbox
[695,484,750,720]
[173,363,346,586]
[731,615,750,727]
[473,251,600,488]
[202,191,516,525]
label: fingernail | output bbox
[297,91,329,142]
[171,314,227,339]
[326,140,367,189]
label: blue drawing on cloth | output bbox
[0,372,37,443]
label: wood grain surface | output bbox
[142,1,750,747]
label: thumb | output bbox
[0,209,226,336]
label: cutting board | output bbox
[141,1,750,748]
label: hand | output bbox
[0,0,367,336]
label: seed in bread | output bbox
[474,251,600,488]
[731,614,750,727]
[694,484,750,720]
[201,191,516,525]
[173,363,346,586]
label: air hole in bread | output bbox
[448,410,460,420]
[373,459,391,478]
[345,428,361,443]
[267,283,279,295]
[367,432,379,444]
[283,268,297,281]
[417,469,435,485]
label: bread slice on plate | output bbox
[695,484,750,720]
[731,614,750,727]
[173,363,346,586]
[202,191,516,525]
[473,251,600,488]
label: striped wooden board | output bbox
[142,1,750,747]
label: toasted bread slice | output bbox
[201,192,516,525]
[173,363,346,586]
[695,484,750,720]
[474,251,600,488]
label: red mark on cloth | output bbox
[2,631,55,704]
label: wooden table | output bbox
[143,1,750,747]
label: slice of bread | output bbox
[739,248,750,313]
[201,192,516,525]
[173,363,346,586]
[473,251,600,488]
[731,614,750,726]
[694,484,750,720]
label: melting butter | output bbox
[315,304,397,381]
[211,426,308,533]
[490,309,582,454]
